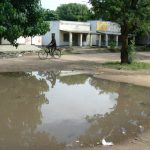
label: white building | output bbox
[89,20,121,47]
[42,20,91,47]
[42,20,121,48]
[1,36,42,45]
[1,20,121,48]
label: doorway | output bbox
[72,33,79,46]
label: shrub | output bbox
[128,40,136,63]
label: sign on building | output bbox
[96,21,108,31]
[96,21,121,34]
[59,21,90,32]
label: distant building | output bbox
[1,36,42,46]
[88,20,121,47]
[42,21,91,47]
[42,20,121,48]
[1,20,122,48]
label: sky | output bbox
[41,0,91,10]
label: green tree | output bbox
[90,0,150,63]
[44,9,59,21]
[0,0,49,46]
[56,3,92,21]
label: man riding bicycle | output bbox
[47,35,57,56]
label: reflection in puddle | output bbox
[33,71,117,145]
[0,71,150,149]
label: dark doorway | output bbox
[72,33,79,46]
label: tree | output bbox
[0,0,49,46]
[44,9,59,21]
[90,0,150,63]
[56,3,92,21]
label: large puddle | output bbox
[0,71,150,149]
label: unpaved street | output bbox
[0,52,150,88]
[0,52,150,150]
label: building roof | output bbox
[60,29,91,34]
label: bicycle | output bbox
[38,46,62,60]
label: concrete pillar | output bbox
[69,32,72,47]
[90,34,93,47]
[116,35,119,47]
[80,33,83,47]
[98,34,102,47]
[105,34,108,47]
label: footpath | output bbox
[0,45,41,58]
[0,45,41,52]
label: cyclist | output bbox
[47,35,57,56]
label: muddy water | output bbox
[0,71,150,150]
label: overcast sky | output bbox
[41,0,91,10]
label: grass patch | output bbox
[103,61,150,70]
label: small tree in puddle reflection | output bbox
[0,72,65,150]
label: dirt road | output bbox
[0,52,150,150]
[0,52,150,88]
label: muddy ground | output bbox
[0,52,150,88]
[0,52,150,150]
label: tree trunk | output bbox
[121,34,128,63]
[121,25,129,64]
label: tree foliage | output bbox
[0,0,49,46]
[56,3,93,21]
[90,0,150,63]
[44,9,59,21]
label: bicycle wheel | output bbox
[53,49,61,58]
[38,50,48,60]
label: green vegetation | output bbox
[44,3,96,21]
[90,0,150,64]
[0,0,49,46]
[56,3,93,21]
[128,40,136,63]
[109,40,116,50]
[103,61,150,70]
[141,45,150,51]
[59,74,88,85]
[44,9,59,21]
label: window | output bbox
[63,33,69,42]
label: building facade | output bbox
[1,20,122,47]
[42,21,91,47]
[42,20,121,48]
[89,20,121,47]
